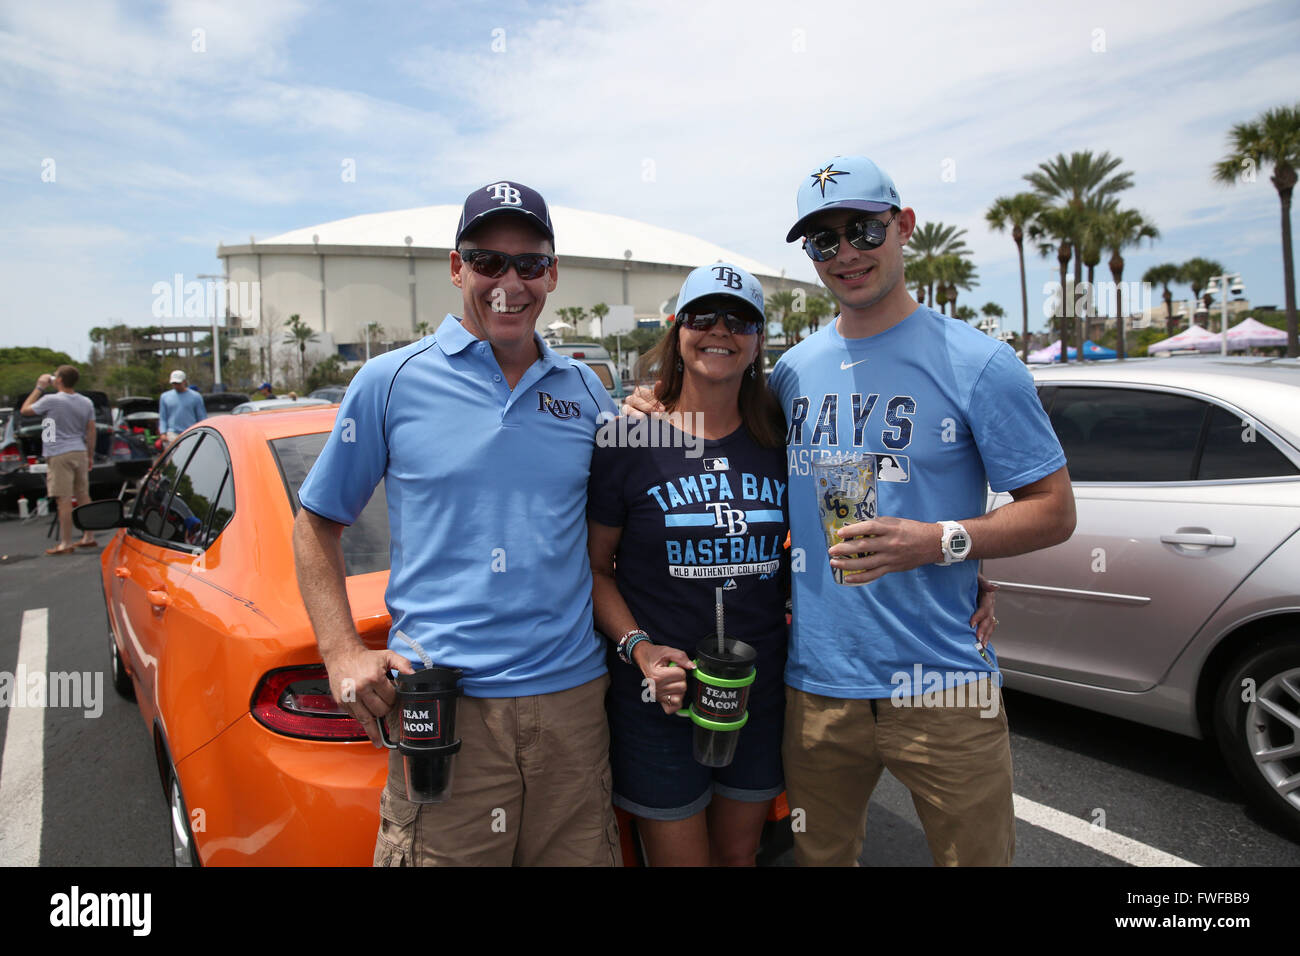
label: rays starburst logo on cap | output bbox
[810,164,850,196]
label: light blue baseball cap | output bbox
[786,155,902,242]
[675,262,765,323]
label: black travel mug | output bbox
[678,637,757,768]
[377,666,464,803]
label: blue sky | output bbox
[2,0,1298,359]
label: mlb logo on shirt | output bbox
[876,454,909,482]
[703,457,730,472]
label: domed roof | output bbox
[256,204,784,278]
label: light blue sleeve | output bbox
[297,362,390,525]
[158,391,172,434]
[193,390,207,420]
[966,343,1066,492]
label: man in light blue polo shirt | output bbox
[158,369,206,443]
[293,180,620,866]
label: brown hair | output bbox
[637,319,785,449]
[55,364,79,388]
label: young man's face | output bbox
[805,207,915,316]
[450,218,557,354]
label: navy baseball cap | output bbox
[675,262,765,324]
[786,155,901,242]
[455,181,554,247]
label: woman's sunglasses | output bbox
[459,249,555,280]
[802,213,896,262]
[677,307,762,336]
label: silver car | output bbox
[984,355,1300,837]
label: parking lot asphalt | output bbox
[0,509,1296,868]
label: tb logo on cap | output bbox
[486,182,522,206]
[711,266,743,290]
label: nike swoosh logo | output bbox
[840,358,868,370]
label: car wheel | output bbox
[1215,640,1300,839]
[106,612,134,700]
[166,760,201,867]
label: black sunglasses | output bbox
[677,306,762,336]
[802,213,896,262]
[459,249,555,280]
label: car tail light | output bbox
[572,351,586,358]
[1,444,18,463]
[27,455,38,465]
[251,664,369,740]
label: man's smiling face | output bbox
[451,218,557,353]
[805,207,914,317]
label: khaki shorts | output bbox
[374,673,621,867]
[46,450,90,501]
[782,678,1015,867]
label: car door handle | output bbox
[147,588,172,608]
[114,566,130,578]
[1160,533,1236,547]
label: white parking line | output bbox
[1014,793,1199,867]
[0,608,47,867]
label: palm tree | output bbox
[953,305,978,322]
[931,255,978,316]
[1026,151,1135,359]
[1101,209,1159,358]
[363,320,384,360]
[1032,206,1079,362]
[283,314,318,384]
[591,302,610,335]
[413,320,432,338]
[904,222,970,308]
[1078,197,1119,340]
[905,255,934,307]
[767,290,799,342]
[986,193,1046,360]
[980,302,1006,336]
[805,294,834,333]
[1180,257,1227,317]
[1214,103,1300,356]
[1143,263,1182,334]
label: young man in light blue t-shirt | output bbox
[292,181,620,866]
[771,156,1076,866]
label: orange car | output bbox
[77,405,790,866]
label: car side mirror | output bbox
[74,499,126,531]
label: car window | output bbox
[1048,387,1207,482]
[1196,405,1300,480]
[131,432,202,539]
[169,433,234,549]
[199,471,235,548]
[270,433,390,576]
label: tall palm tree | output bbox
[1143,263,1182,334]
[591,302,610,335]
[1180,257,1227,317]
[1078,197,1119,340]
[413,320,433,337]
[1032,206,1080,362]
[1101,208,1160,358]
[953,305,978,322]
[1026,151,1135,356]
[980,302,1006,337]
[904,255,934,307]
[767,290,798,342]
[986,192,1046,361]
[904,222,970,307]
[1214,103,1300,356]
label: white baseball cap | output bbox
[169,369,187,384]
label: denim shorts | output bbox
[605,668,785,822]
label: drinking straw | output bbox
[715,587,725,654]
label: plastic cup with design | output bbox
[811,453,877,585]
[377,666,464,803]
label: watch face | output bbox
[950,532,970,555]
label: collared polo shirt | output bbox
[298,314,617,698]
[159,387,206,434]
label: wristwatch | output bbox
[938,521,972,566]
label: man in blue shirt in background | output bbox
[292,180,620,866]
[158,369,206,445]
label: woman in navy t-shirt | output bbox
[587,263,790,866]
